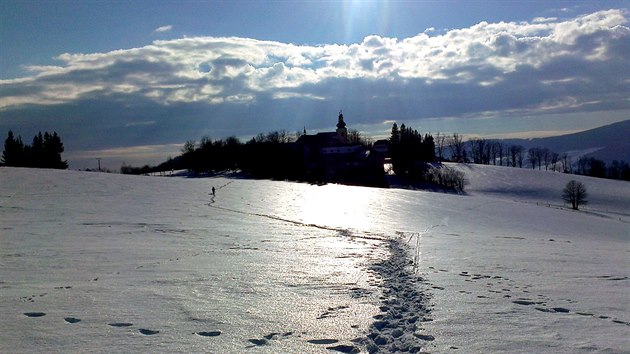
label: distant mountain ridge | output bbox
[499,120,630,164]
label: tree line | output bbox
[436,134,629,181]
[129,129,374,182]
[126,123,466,190]
[388,123,466,191]
[1,130,68,169]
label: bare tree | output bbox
[182,140,196,154]
[495,142,504,166]
[516,147,524,168]
[541,147,552,170]
[535,147,544,170]
[577,156,590,175]
[435,132,447,161]
[562,180,588,210]
[551,152,559,171]
[448,133,466,162]
[527,147,538,169]
[508,144,523,167]
[469,138,487,164]
[561,153,571,173]
[481,140,493,165]
[348,129,363,145]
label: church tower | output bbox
[336,110,348,143]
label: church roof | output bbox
[296,132,346,148]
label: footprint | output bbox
[327,344,360,353]
[535,307,570,314]
[535,307,553,313]
[248,338,268,346]
[552,307,570,313]
[196,331,221,337]
[308,339,338,345]
[108,322,133,327]
[64,317,81,324]
[512,300,536,306]
[24,312,46,317]
[138,329,159,335]
[414,333,435,341]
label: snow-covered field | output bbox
[1,165,628,353]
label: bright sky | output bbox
[1,0,629,169]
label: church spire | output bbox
[336,110,346,129]
[336,110,348,143]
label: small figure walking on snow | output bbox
[212,186,216,196]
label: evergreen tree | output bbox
[1,130,68,169]
[390,123,400,145]
[389,123,435,176]
[43,132,68,169]
[2,131,25,167]
[31,132,45,167]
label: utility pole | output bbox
[96,158,102,172]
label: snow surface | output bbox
[1,165,628,353]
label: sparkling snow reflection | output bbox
[2,167,628,353]
[278,183,384,232]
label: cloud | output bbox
[1,9,628,168]
[153,25,173,33]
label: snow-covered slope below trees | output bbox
[500,119,630,165]
[1,166,628,353]
[448,162,630,223]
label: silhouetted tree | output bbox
[561,153,571,173]
[390,123,400,146]
[494,142,504,166]
[434,132,446,161]
[30,132,45,167]
[562,180,588,210]
[389,123,435,176]
[43,132,68,169]
[448,133,465,163]
[576,156,590,175]
[2,131,24,166]
[508,144,524,167]
[469,138,487,164]
[607,160,630,181]
[348,129,364,145]
[541,147,551,170]
[551,152,559,171]
[527,147,538,169]
[1,130,67,169]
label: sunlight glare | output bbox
[298,184,378,230]
[343,0,391,43]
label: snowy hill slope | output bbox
[500,119,630,165]
[1,166,628,353]
[449,163,630,223]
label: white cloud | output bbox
[1,9,627,111]
[533,17,558,24]
[153,25,173,33]
[0,9,628,158]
